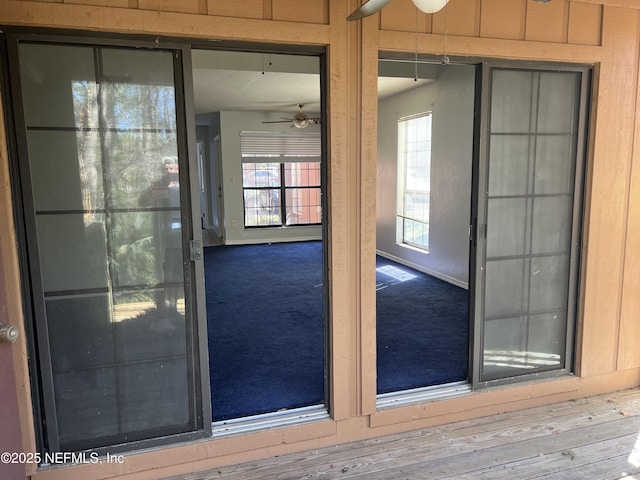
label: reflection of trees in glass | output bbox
[72,70,180,296]
[112,213,157,290]
[101,83,177,209]
[72,81,102,225]
[102,83,179,295]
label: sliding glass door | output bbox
[9,37,209,453]
[473,64,589,385]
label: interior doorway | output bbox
[190,49,327,423]
[375,56,589,398]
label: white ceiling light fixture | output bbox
[347,0,449,21]
[411,0,449,14]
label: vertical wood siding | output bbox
[380,0,603,46]
[15,0,328,23]
[579,7,639,376]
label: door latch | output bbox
[189,239,202,261]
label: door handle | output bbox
[0,324,19,343]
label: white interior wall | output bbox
[219,110,323,244]
[376,64,476,287]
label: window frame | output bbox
[240,131,322,229]
[397,112,433,251]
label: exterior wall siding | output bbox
[379,0,602,46]
[0,0,639,478]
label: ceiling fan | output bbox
[262,104,321,129]
[347,0,449,21]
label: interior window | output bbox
[397,112,432,250]
[240,132,322,228]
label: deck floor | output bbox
[169,388,640,479]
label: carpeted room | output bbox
[196,52,474,422]
[204,240,470,421]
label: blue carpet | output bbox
[205,241,325,421]
[376,256,469,393]
[205,242,469,420]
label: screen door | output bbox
[473,64,589,385]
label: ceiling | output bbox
[192,50,436,116]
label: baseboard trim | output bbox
[376,250,469,290]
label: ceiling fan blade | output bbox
[347,0,393,21]
[262,117,294,124]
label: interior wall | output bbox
[219,110,322,245]
[377,64,475,287]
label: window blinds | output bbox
[240,131,321,162]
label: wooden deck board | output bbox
[452,432,640,479]
[168,388,640,480]
[359,417,640,479]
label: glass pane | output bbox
[483,316,527,378]
[531,196,572,254]
[242,163,281,187]
[484,259,525,318]
[486,198,527,258]
[404,191,430,223]
[490,70,533,133]
[529,255,570,312]
[106,131,179,210]
[537,72,578,134]
[27,130,104,212]
[113,291,186,362]
[527,313,566,367]
[243,189,281,226]
[403,218,429,249]
[47,294,114,372]
[111,211,184,289]
[534,135,574,195]
[19,44,98,129]
[101,49,177,131]
[19,44,196,451]
[483,313,563,380]
[54,368,118,448]
[488,135,530,196]
[36,214,108,292]
[284,162,320,187]
[285,188,321,225]
[120,359,190,432]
